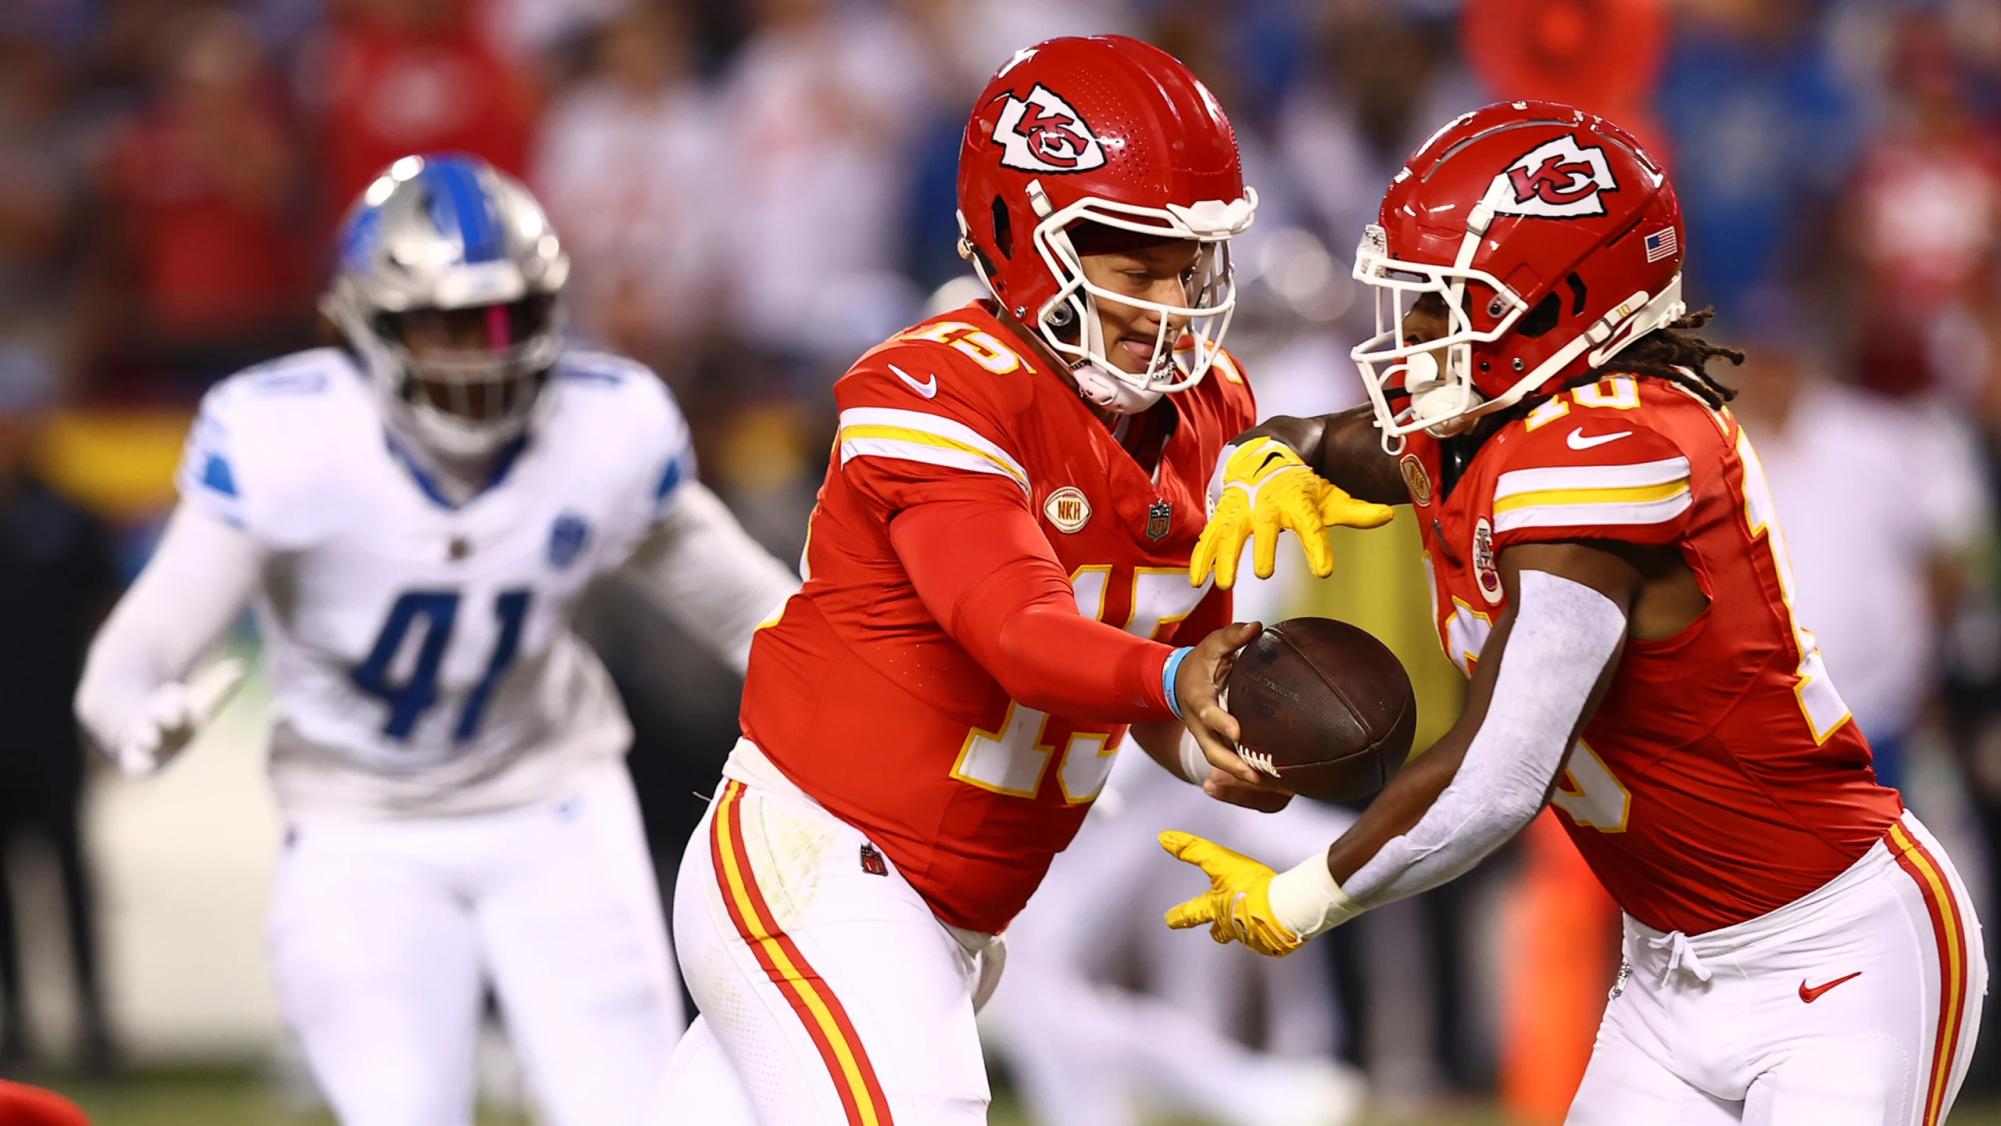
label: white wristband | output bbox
[1176,731,1211,785]
[1266,851,1361,939]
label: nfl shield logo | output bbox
[1145,499,1173,542]
[548,512,590,569]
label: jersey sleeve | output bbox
[174,357,336,550]
[635,371,698,520]
[557,351,701,546]
[1488,418,1696,552]
[831,348,1033,514]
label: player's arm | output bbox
[1240,406,1408,505]
[1189,408,1399,589]
[1162,539,1642,955]
[888,495,1262,782]
[74,504,262,775]
[619,480,801,675]
[1130,582,1292,810]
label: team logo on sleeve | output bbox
[548,512,590,569]
[1473,517,1503,603]
[1044,486,1092,533]
[1491,136,1618,218]
[992,85,1106,173]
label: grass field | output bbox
[27,1069,2001,1126]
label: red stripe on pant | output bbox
[1889,822,1971,1126]
[709,781,894,1124]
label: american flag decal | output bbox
[1644,227,1678,263]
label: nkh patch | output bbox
[1644,227,1678,263]
[1146,498,1174,542]
[1044,485,1091,532]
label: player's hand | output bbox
[110,659,246,777]
[1190,437,1395,590]
[1174,621,1263,785]
[1200,769,1292,813]
[1159,830,1304,957]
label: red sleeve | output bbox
[1489,416,1696,552]
[889,498,1178,724]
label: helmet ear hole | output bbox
[1516,292,1562,339]
[1566,273,1589,316]
[991,196,1013,261]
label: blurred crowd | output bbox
[6,0,2001,1119]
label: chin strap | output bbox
[1071,361,1164,415]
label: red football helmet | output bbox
[957,36,1257,413]
[1351,101,1686,449]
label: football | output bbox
[1224,617,1417,803]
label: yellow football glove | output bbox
[1189,437,1395,590]
[1159,830,1305,958]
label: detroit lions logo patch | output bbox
[548,512,590,569]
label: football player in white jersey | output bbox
[75,154,799,1126]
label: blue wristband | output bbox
[1162,646,1194,719]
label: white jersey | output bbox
[178,347,696,820]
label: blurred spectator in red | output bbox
[1656,0,1861,315]
[0,348,120,1075]
[1839,12,2001,402]
[94,6,309,390]
[314,0,538,210]
[1462,0,1670,150]
[533,3,718,370]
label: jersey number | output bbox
[1548,414,1854,836]
[950,568,1207,804]
[899,321,1026,374]
[350,589,531,743]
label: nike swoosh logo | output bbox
[1799,971,1863,1003]
[889,363,938,399]
[1567,427,1633,450]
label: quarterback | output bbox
[657,36,1387,1125]
[75,156,799,1126]
[1170,102,1987,1125]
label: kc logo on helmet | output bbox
[992,85,1106,174]
[1491,136,1618,219]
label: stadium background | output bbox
[3,0,2001,1121]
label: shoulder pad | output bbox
[1485,376,1695,547]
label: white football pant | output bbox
[983,747,1362,1126]
[657,769,1000,1124]
[268,761,681,1126]
[1569,811,1986,1125]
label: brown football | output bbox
[1224,617,1417,803]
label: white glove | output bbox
[110,659,247,777]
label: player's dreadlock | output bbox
[1594,305,1743,406]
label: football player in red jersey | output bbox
[1168,102,1987,1124]
[653,37,1389,1124]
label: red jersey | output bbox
[1403,374,1902,935]
[740,303,1255,934]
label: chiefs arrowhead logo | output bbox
[992,85,1106,174]
[1490,136,1618,218]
